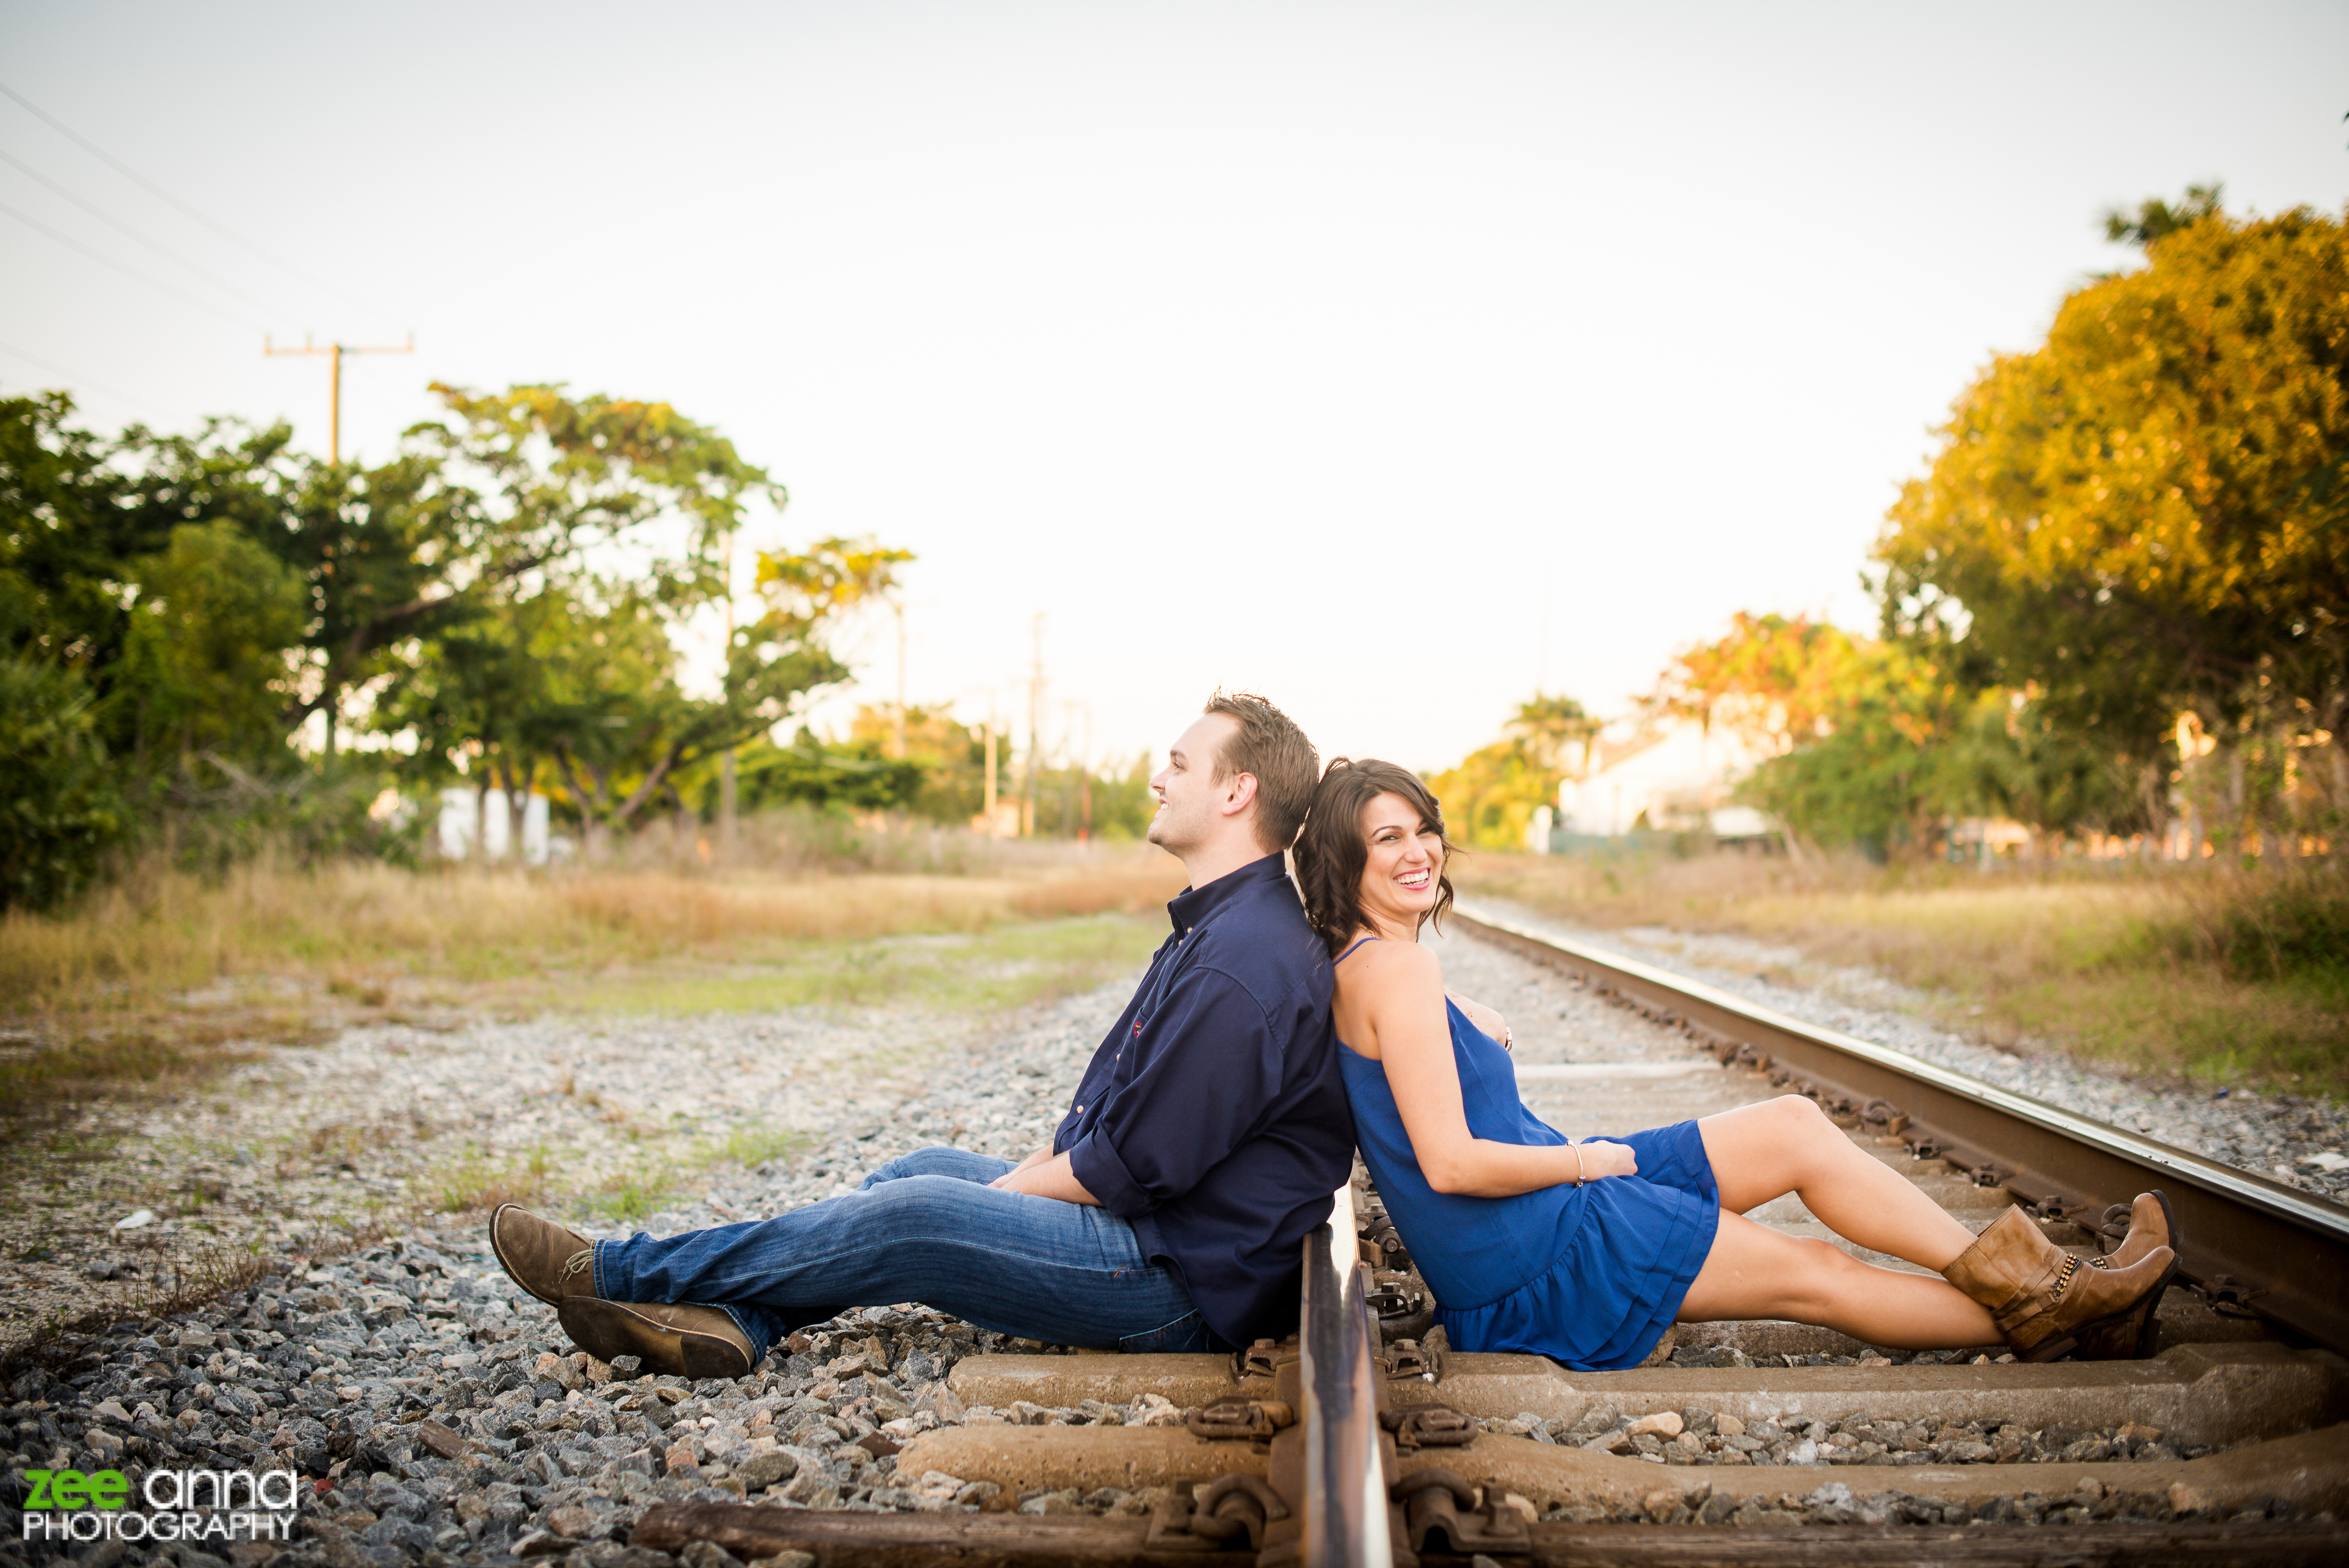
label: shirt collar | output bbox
[1166,852,1289,937]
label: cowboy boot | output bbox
[490,1205,601,1305]
[1942,1206,2175,1362]
[559,1298,756,1380]
[2074,1191,2180,1360]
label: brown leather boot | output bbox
[558,1298,755,1381]
[2074,1191,2180,1360]
[1942,1206,2175,1362]
[490,1205,600,1306]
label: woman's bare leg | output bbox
[1699,1095,1979,1271]
[1677,1210,1997,1348]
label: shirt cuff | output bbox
[1067,1130,1152,1217]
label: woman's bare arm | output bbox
[1344,942,1633,1198]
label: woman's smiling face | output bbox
[1355,790,1445,936]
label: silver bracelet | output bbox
[1572,1142,1585,1185]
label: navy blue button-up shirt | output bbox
[1058,853,1356,1345]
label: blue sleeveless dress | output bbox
[1338,997,1720,1371]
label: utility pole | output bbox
[719,530,739,862]
[892,600,908,759]
[1536,561,1552,696]
[982,708,998,834]
[263,332,413,463]
[1023,613,1044,838]
[1074,700,1094,845]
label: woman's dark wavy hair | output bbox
[1291,758,1464,957]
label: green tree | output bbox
[846,704,987,822]
[1425,693,1598,850]
[368,387,911,855]
[0,656,125,907]
[1876,192,2349,846]
[1,395,341,902]
[119,522,309,760]
[1660,614,1962,857]
[731,728,928,814]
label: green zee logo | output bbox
[22,1470,132,1511]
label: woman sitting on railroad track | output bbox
[1292,758,2181,1370]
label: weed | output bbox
[433,1145,550,1214]
[724,1124,809,1169]
[592,1164,677,1226]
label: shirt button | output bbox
[1074,1104,1086,1114]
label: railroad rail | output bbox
[631,910,2349,1566]
[1449,901,2349,1358]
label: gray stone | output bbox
[736,1449,799,1490]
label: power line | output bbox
[0,147,288,321]
[0,337,169,418]
[0,78,399,325]
[0,195,260,330]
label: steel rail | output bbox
[1298,1183,1390,1568]
[1453,900,2349,1355]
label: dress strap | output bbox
[1334,934,1380,965]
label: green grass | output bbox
[543,915,1164,1019]
[1457,853,2349,1095]
[724,1123,812,1169]
[579,1126,814,1227]
[432,1142,552,1214]
[1,855,1182,1124]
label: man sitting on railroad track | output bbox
[487,691,1357,1377]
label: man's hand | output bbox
[989,1152,1101,1206]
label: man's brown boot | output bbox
[489,1205,600,1306]
[1942,1205,2175,1362]
[2074,1191,2180,1360]
[558,1298,755,1382]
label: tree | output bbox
[0,656,124,907]
[1938,688,2150,853]
[847,704,987,822]
[0,381,914,899]
[1508,693,1602,777]
[730,728,928,815]
[364,387,911,855]
[0,395,336,903]
[1660,614,1961,857]
[118,521,309,761]
[1876,192,2349,847]
[1424,693,1598,850]
[2101,182,2224,247]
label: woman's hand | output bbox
[1572,1139,1638,1181]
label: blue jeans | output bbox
[593,1146,1231,1359]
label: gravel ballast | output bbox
[3,924,2332,1566]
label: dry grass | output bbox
[0,1241,280,1384]
[0,849,1188,1120]
[1455,852,2349,1095]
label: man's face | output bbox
[1146,713,1243,856]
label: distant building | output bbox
[1945,816,2035,864]
[437,788,560,865]
[1552,718,1774,844]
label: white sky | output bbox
[3,1,2344,773]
